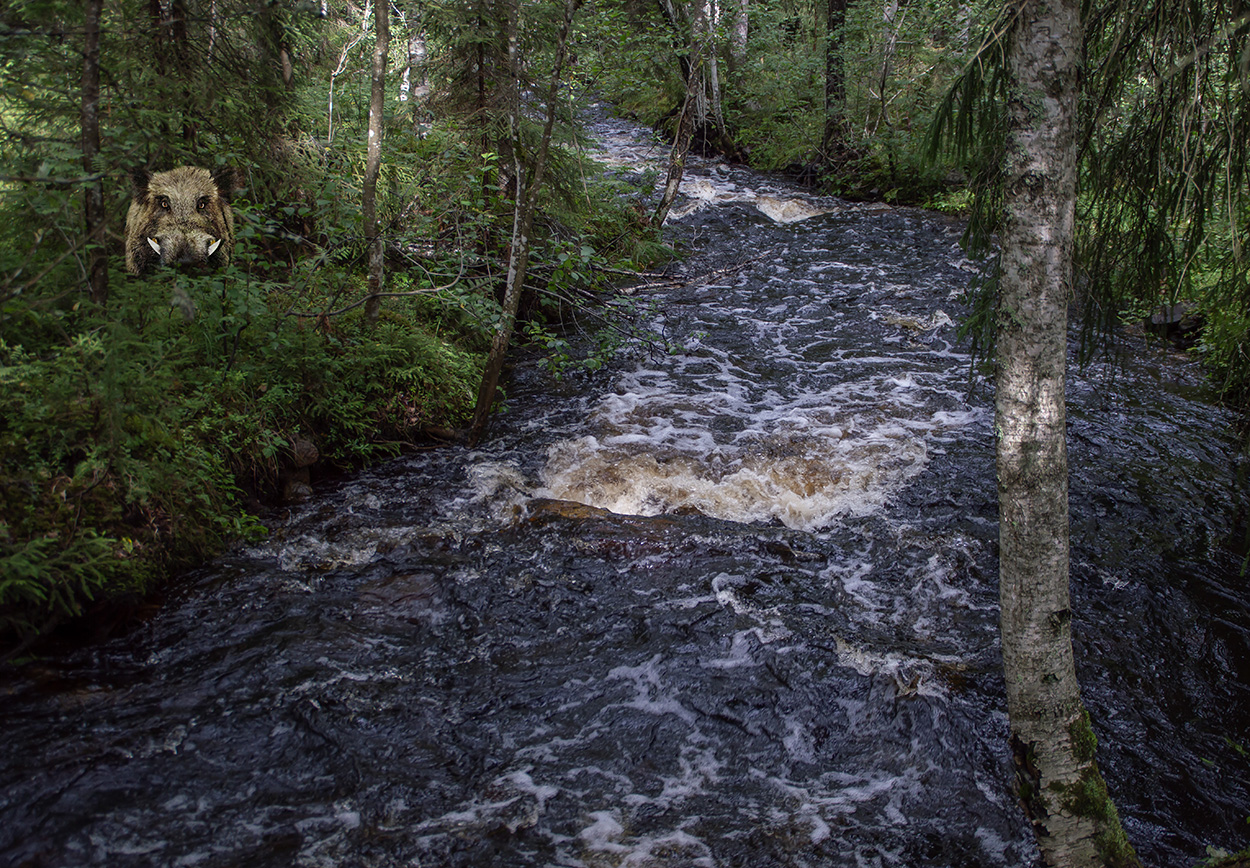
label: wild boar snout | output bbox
[146,231,224,268]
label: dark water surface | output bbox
[2,112,1248,868]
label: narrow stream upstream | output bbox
[2,110,1248,868]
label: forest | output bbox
[1,1,1249,866]
[0,0,1014,657]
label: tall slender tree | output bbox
[652,0,721,223]
[995,2,1139,865]
[468,0,584,443]
[728,0,749,74]
[81,0,107,306]
[363,0,390,324]
[932,2,1250,859]
[822,0,850,162]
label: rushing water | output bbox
[2,111,1248,868]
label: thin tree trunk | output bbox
[707,38,724,132]
[652,82,696,225]
[148,0,168,74]
[822,0,849,161]
[208,0,218,61]
[363,0,389,324]
[997,2,1140,866]
[652,0,703,224]
[168,0,196,145]
[81,0,107,306]
[403,27,429,132]
[729,0,748,74]
[697,0,724,133]
[468,0,584,445]
[876,0,901,132]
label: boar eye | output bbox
[157,196,170,210]
[197,197,209,212]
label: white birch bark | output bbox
[997,2,1140,866]
[729,0,748,71]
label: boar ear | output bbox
[130,168,151,200]
[211,166,238,200]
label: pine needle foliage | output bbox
[925,3,1016,364]
[1079,1,1250,384]
[930,1,1250,400]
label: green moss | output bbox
[1063,767,1113,821]
[1055,764,1141,867]
[1197,847,1250,868]
[1094,806,1140,868]
[1070,708,1099,763]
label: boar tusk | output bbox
[208,239,222,257]
[147,237,161,254]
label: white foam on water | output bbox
[411,768,560,842]
[571,815,717,867]
[538,391,938,531]
[607,654,697,724]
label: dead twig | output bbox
[612,254,766,294]
[283,261,466,320]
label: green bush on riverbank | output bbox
[0,0,672,657]
[0,251,486,654]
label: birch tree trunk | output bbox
[652,80,697,226]
[399,20,429,133]
[467,0,584,444]
[363,0,389,325]
[997,2,1140,866]
[81,0,107,306]
[696,0,724,133]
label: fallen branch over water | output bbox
[608,255,767,294]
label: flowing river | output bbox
[2,111,1248,868]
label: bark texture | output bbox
[363,0,389,325]
[997,3,1140,866]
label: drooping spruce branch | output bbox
[924,2,1017,365]
[929,0,1250,385]
[1078,1,1250,364]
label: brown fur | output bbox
[125,166,236,275]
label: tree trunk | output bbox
[652,0,705,224]
[822,0,849,161]
[876,0,901,132]
[693,0,724,135]
[207,0,218,61]
[467,0,583,445]
[652,79,697,226]
[81,0,107,306]
[996,2,1140,866]
[399,17,429,133]
[728,0,748,74]
[363,0,389,325]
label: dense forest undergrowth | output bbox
[2,0,1249,666]
[0,0,674,658]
